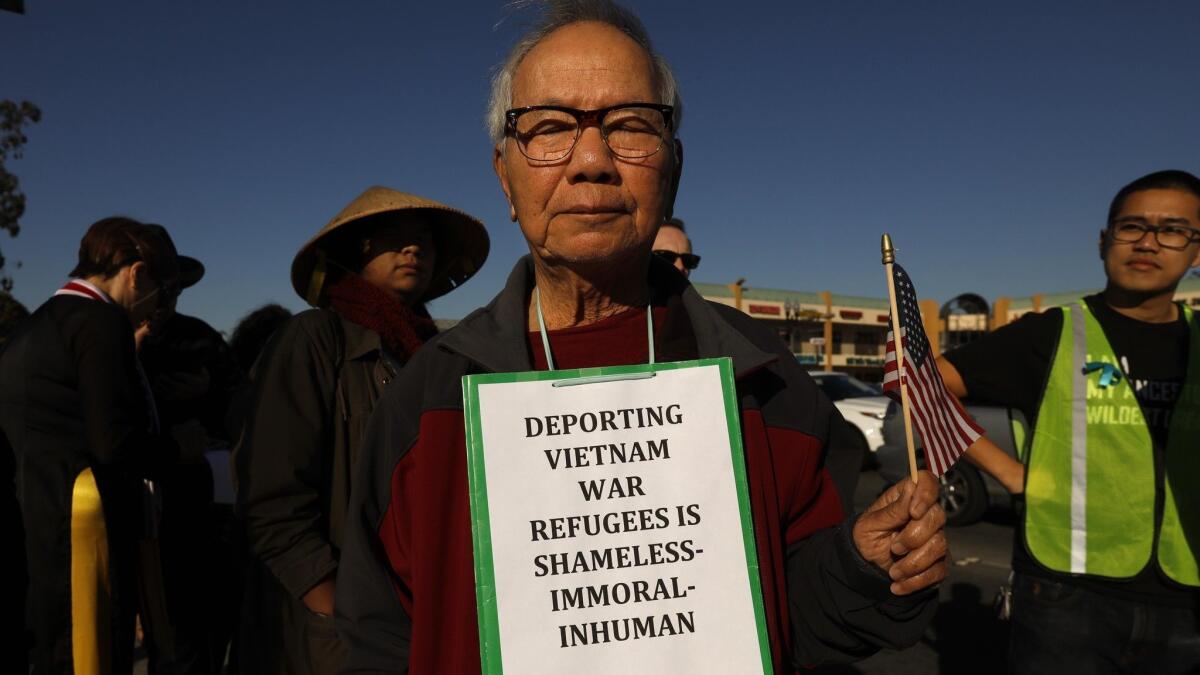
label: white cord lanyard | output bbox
[534,287,656,386]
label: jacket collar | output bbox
[56,278,115,304]
[338,312,384,361]
[440,255,776,378]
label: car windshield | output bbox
[816,375,880,401]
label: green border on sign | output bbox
[461,358,773,675]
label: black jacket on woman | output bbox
[0,294,176,673]
[234,308,398,675]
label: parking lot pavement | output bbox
[814,470,1015,675]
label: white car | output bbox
[808,371,889,453]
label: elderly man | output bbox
[335,2,945,673]
[652,217,700,278]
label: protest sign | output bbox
[463,358,772,674]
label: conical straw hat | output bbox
[291,186,489,306]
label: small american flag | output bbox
[883,264,982,475]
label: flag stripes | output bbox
[882,264,982,476]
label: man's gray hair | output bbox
[486,0,683,145]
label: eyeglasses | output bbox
[653,250,701,270]
[504,103,674,162]
[1108,220,1200,251]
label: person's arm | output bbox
[737,322,940,666]
[234,314,341,611]
[936,356,1024,494]
[787,471,944,667]
[769,388,941,667]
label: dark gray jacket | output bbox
[334,257,937,674]
[235,309,398,675]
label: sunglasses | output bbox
[653,250,701,270]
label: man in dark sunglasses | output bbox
[652,217,700,278]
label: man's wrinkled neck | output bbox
[527,252,651,331]
[1101,283,1179,323]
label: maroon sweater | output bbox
[335,258,935,674]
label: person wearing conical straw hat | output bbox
[233,186,487,675]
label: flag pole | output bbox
[882,234,920,483]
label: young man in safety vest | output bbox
[937,169,1200,673]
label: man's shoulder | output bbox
[379,329,474,414]
[43,293,125,320]
[998,306,1065,341]
[415,328,474,377]
[287,307,339,332]
[702,299,832,433]
[940,304,1066,413]
[948,305,1064,362]
[40,295,132,344]
[275,308,342,348]
[242,308,344,377]
[706,300,781,350]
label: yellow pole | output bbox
[821,291,833,372]
[919,299,941,356]
[992,297,1012,331]
[729,279,745,311]
[882,234,919,484]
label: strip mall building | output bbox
[694,277,1200,382]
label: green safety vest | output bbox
[1025,302,1200,586]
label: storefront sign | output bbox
[747,303,781,316]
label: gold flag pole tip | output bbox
[881,233,895,265]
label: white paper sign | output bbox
[463,359,772,674]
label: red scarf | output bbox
[324,273,438,362]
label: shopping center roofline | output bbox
[692,275,1200,313]
[691,282,890,310]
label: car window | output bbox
[815,375,879,401]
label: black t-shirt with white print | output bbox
[944,294,1195,606]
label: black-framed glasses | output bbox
[653,250,701,270]
[1108,220,1200,251]
[504,103,674,162]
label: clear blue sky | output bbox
[3,1,1198,333]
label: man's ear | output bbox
[1098,229,1108,261]
[664,138,683,220]
[493,145,518,222]
[128,261,151,291]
